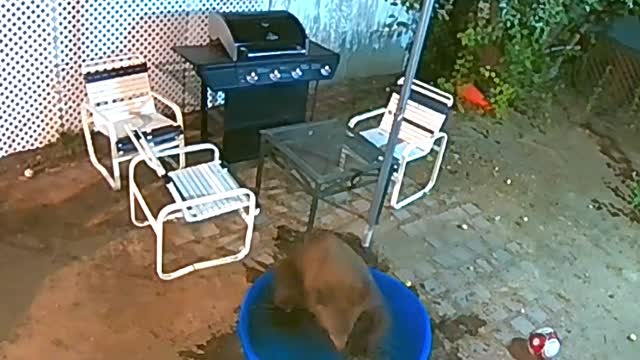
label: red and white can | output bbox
[528,327,561,359]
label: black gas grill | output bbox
[174,10,340,163]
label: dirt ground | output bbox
[0,74,639,359]
[0,158,252,360]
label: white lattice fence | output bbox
[0,0,269,157]
[0,0,60,157]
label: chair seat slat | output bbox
[168,162,249,222]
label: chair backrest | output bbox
[81,54,156,122]
[379,77,454,146]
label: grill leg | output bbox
[255,138,267,196]
[200,80,209,142]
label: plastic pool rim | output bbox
[238,268,432,360]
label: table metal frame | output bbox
[254,119,398,233]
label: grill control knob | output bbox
[291,67,303,79]
[246,71,259,84]
[269,69,281,81]
[320,65,332,76]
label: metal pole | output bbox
[362,0,438,247]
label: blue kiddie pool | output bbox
[238,268,432,360]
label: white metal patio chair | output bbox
[126,126,258,280]
[81,54,186,191]
[348,77,454,209]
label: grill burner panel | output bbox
[175,41,338,91]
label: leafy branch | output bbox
[384,0,640,119]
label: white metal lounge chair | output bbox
[81,54,186,191]
[126,126,258,280]
[348,77,454,209]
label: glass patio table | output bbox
[255,118,399,233]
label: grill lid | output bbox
[208,10,309,62]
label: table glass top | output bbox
[260,119,385,183]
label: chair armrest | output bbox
[127,128,221,179]
[82,102,110,124]
[347,107,386,129]
[400,131,447,159]
[400,142,421,160]
[155,142,221,163]
[125,125,167,176]
[430,131,448,150]
[432,131,447,138]
[150,91,184,128]
[82,102,117,140]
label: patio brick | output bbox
[503,298,524,313]
[433,300,457,318]
[198,221,220,238]
[472,285,492,304]
[433,252,462,268]
[392,208,413,222]
[499,266,525,284]
[469,215,493,234]
[425,235,448,250]
[526,306,548,325]
[394,268,417,283]
[271,205,289,214]
[481,233,506,248]
[265,187,287,196]
[492,249,513,265]
[451,289,476,310]
[400,221,426,238]
[479,303,510,323]
[414,261,437,278]
[438,270,467,291]
[461,203,482,217]
[351,199,371,212]
[450,246,475,263]
[505,241,523,254]
[493,327,519,345]
[539,294,565,313]
[465,237,491,256]
[510,316,535,336]
[168,224,198,246]
[430,206,468,223]
[422,278,446,296]
[474,258,494,273]
[253,252,275,266]
[263,179,283,189]
[331,191,352,204]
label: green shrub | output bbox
[385,0,640,119]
